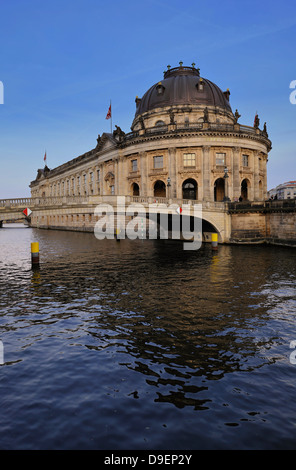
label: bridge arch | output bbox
[141,211,223,244]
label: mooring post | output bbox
[211,233,218,251]
[31,242,40,268]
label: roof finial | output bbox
[192,62,196,68]
[179,61,183,67]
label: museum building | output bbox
[30,62,272,202]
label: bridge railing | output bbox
[0,195,90,208]
[91,195,226,211]
[3,195,294,214]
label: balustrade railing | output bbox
[124,122,268,140]
[1,194,294,214]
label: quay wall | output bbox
[229,201,296,247]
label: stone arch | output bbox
[131,182,140,196]
[144,211,225,244]
[182,178,198,200]
[258,180,263,200]
[214,178,225,202]
[153,180,166,197]
[241,178,250,201]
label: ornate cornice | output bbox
[121,128,272,152]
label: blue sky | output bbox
[0,0,295,197]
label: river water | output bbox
[0,223,296,450]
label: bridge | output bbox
[0,195,229,242]
[0,196,295,247]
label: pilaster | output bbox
[202,145,211,201]
[232,146,241,200]
[168,147,177,198]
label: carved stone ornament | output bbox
[104,171,115,183]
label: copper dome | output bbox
[134,63,232,117]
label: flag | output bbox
[44,151,47,163]
[106,104,111,120]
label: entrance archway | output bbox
[214,178,225,202]
[154,180,166,197]
[182,178,198,200]
[132,182,140,196]
[241,179,250,201]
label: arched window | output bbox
[241,179,250,201]
[259,180,263,200]
[155,120,166,127]
[182,178,198,200]
[132,183,140,196]
[154,180,166,197]
[214,178,225,202]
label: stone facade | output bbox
[30,63,272,205]
[229,200,296,246]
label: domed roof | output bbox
[135,63,232,117]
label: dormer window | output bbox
[156,82,165,95]
[155,120,165,127]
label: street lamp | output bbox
[223,166,230,201]
[167,177,171,199]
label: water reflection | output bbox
[1,226,296,449]
[1,232,291,409]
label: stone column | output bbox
[202,145,211,201]
[140,151,148,197]
[99,164,104,195]
[232,146,241,200]
[123,156,129,195]
[253,151,260,201]
[263,154,268,198]
[168,147,177,199]
[114,158,119,194]
[117,156,123,195]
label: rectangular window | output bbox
[97,169,100,181]
[131,159,138,171]
[216,153,225,166]
[183,153,196,167]
[90,172,93,183]
[153,155,163,169]
[242,154,249,167]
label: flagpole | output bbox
[110,100,112,133]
